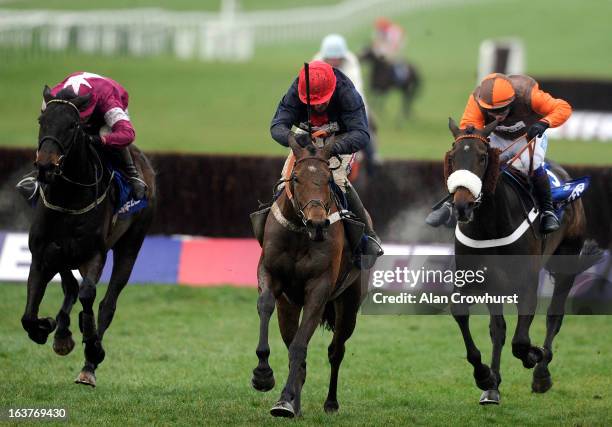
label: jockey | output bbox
[426,73,572,233]
[314,33,380,175]
[372,17,407,83]
[270,60,383,257]
[16,71,147,201]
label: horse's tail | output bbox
[321,302,336,332]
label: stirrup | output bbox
[129,176,147,200]
[16,176,39,202]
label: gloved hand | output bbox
[527,121,549,140]
[88,134,104,148]
[292,131,312,148]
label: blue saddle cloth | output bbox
[544,163,590,219]
[112,168,148,217]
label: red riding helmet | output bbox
[298,60,337,105]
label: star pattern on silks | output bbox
[63,72,103,95]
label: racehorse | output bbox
[20,86,156,387]
[251,135,363,418]
[359,46,420,118]
[445,118,600,404]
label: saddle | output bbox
[503,163,590,221]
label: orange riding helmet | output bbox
[476,73,516,110]
[298,60,337,105]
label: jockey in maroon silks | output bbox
[17,71,147,201]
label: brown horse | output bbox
[21,87,156,387]
[445,118,600,404]
[251,135,363,418]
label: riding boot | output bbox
[118,147,147,200]
[533,167,560,234]
[425,201,457,228]
[15,170,39,203]
[345,183,384,259]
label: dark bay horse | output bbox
[444,118,599,404]
[251,135,363,418]
[21,86,156,387]
[360,46,420,118]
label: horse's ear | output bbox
[72,93,91,111]
[287,133,303,157]
[42,85,53,103]
[480,119,498,137]
[448,117,461,139]
[321,134,336,159]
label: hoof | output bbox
[251,367,275,392]
[479,389,500,405]
[270,401,295,418]
[53,333,75,356]
[532,366,553,393]
[324,400,339,414]
[75,370,96,388]
[25,318,57,345]
[522,347,544,369]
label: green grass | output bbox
[0,283,610,426]
[0,0,611,164]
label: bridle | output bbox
[36,98,113,215]
[448,134,491,206]
[37,99,104,188]
[289,156,333,226]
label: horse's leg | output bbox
[96,227,146,363]
[324,280,360,414]
[511,277,544,369]
[276,294,302,387]
[483,304,506,405]
[21,261,57,344]
[532,272,574,393]
[271,279,330,418]
[451,303,497,402]
[74,252,106,387]
[251,262,278,392]
[52,270,79,356]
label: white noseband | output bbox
[447,169,482,199]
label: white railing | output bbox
[0,0,477,61]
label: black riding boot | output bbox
[533,168,560,234]
[119,147,147,200]
[16,170,39,203]
[345,183,384,258]
[425,200,457,228]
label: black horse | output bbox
[359,46,420,118]
[21,86,156,387]
[445,118,600,404]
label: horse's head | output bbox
[36,86,90,183]
[287,134,337,241]
[445,118,501,223]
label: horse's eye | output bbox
[480,154,487,163]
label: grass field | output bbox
[1,0,611,164]
[1,283,610,426]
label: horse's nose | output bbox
[454,200,475,223]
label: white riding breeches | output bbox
[489,132,548,174]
